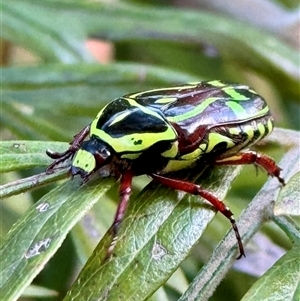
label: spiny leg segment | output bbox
[107,169,133,257]
[215,151,285,185]
[150,173,245,259]
[148,151,284,259]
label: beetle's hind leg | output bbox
[214,151,285,185]
[46,125,90,173]
[150,173,245,259]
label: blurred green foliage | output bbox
[1,1,299,300]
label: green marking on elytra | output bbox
[167,97,219,123]
[208,80,226,87]
[255,106,270,118]
[223,87,249,101]
[155,97,178,104]
[226,101,248,118]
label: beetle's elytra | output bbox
[46,80,284,259]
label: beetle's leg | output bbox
[46,125,90,173]
[107,169,133,257]
[214,151,285,185]
[150,173,245,259]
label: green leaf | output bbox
[63,166,241,301]
[0,135,241,300]
[0,176,117,301]
[241,246,300,301]
[0,142,240,301]
[71,198,118,264]
[22,284,58,298]
[2,0,298,97]
[0,140,69,198]
[275,171,300,217]
[1,63,196,140]
[1,0,299,298]
[0,140,67,172]
[178,130,298,301]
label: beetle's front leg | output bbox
[106,169,133,258]
[46,124,90,173]
[150,173,245,259]
[214,151,285,185]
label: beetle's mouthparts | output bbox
[71,165,86,178]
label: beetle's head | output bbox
[71,138,112,182]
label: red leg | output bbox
[150,173,245,259]
[107,169,133,256]
[215,151,285,185]
[46,124,90,173]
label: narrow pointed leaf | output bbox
[2,1,298,97]
[0,140,67,172]
[0,177,117,301]
[275,171,300,216]
[63,166,241,301]
[241,246,300,301]
[1,64,196,140]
